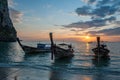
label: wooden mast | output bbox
[49,32,54,60]
[97,36,100,53]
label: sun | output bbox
[85,36,90,39]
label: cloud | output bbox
[63,0,120,36]
[76,0,120,19]
[82,0,96,4]
[9,8,23,23]
[76,0,120,20]
[8,0,16,7]
[64,16,116,29]
[76,6,91,16]
[88,27,120,36]
[97,0,119,7]
[75,5,120,19]
[92,6,118,18]
[8,0,23,23]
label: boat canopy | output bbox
[37,43,51,49]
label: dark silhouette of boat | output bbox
[87,41,93,44]
[49,33,74,60]
[17,38,51,54]
[92,37,110,58]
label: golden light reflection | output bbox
[83,62,92,67]
[86,43,90,53]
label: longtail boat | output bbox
[49,33,74,60]
[17,38,51,54]
[92,37,110,58]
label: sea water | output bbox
[0,41,120,80]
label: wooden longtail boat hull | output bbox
[53,46,74,59]
[92,37,110,58]
[22,45,50,54]
[92,48,110,57]
[17,38,51,54]
[49,33,74,60]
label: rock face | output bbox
[0,0,17,42]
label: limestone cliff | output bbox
[0,0,17,42]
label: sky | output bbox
[8,0,120,42]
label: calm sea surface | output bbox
[0,41,120,80]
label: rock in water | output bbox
[0,0,17,42]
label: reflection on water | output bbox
[0,42,24,62]
[49,58,72,80]
[0,42,119,80]
[49,58,94,80]
[0,68,20,80]
[92,57,110,67]
[0,42,24,80]
[91,57,111,80]
[86,43,90,53]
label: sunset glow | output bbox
[9,0,120,42]
[85,36,90,39]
